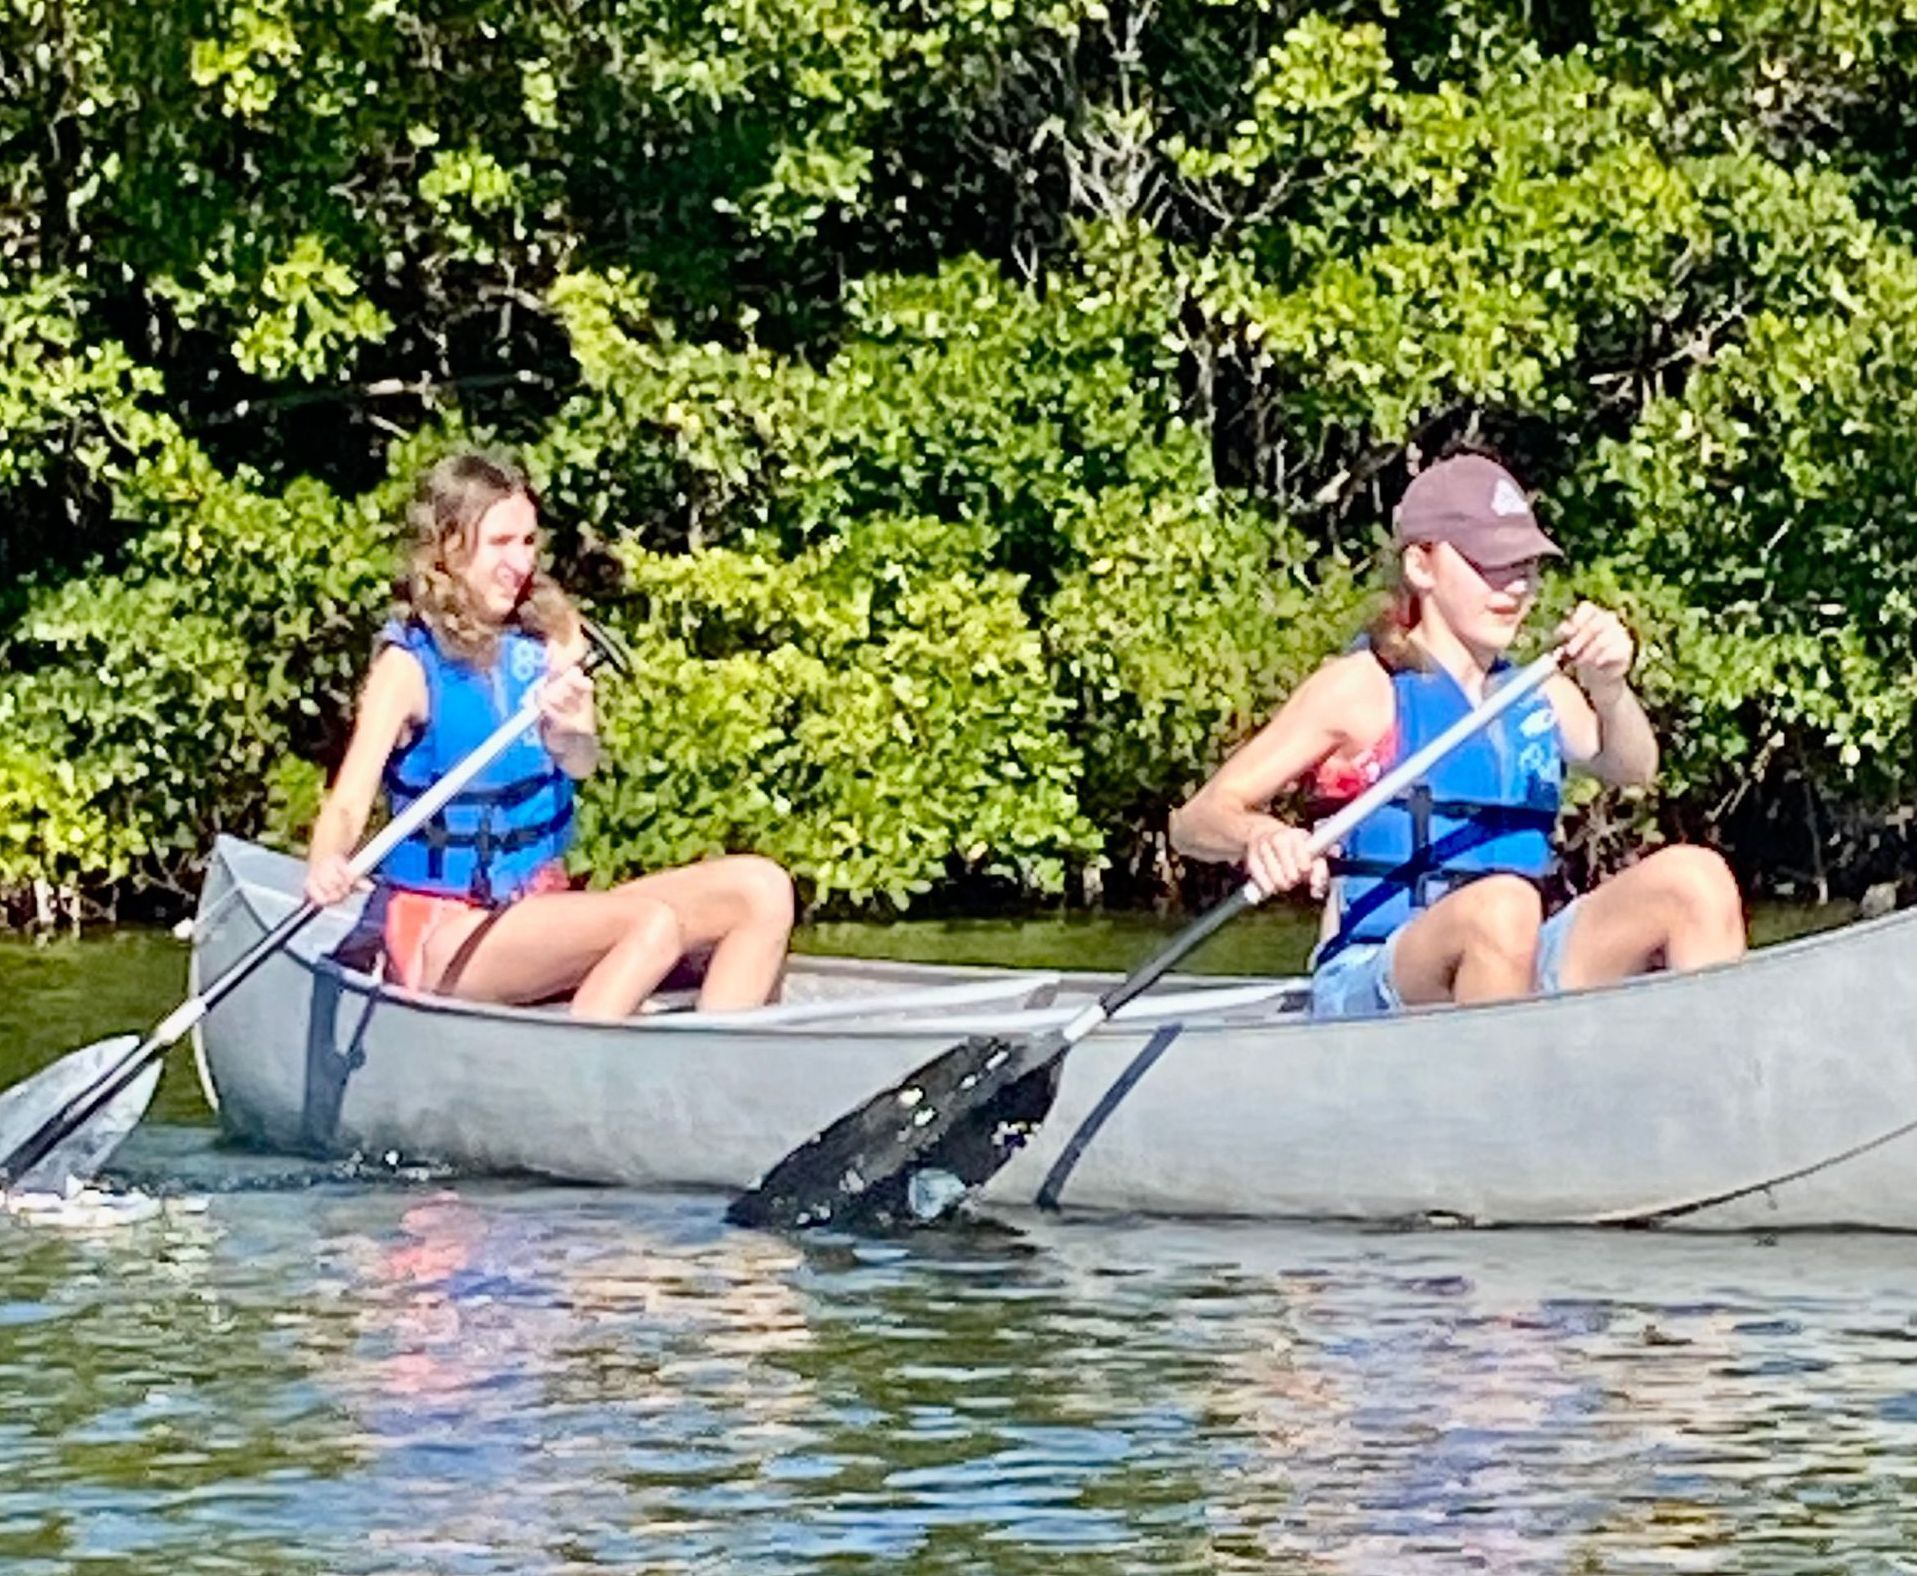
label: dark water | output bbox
[4,904,1904,1574]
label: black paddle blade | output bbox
[727,1032,1068,1232]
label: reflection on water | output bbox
[8,1155,1917,1574]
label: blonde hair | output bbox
[399,451,577,666]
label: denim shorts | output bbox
[1309,898,1583,1020]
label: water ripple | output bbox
[8,1145,1917,1571]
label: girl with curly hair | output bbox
[304,451,792,1016]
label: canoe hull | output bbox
[194,837,1917,1230]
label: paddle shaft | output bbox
[1063,648,1565,1040]
[1,647,598,1187]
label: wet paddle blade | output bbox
[0,1035,159,1194]
[726,1030,1067,1231]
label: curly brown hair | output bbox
[399,451,578,666]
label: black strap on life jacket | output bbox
[386,765,557,812]
[389,769,573,906]
[1317,789,1560,964]
[1324,792,1556,888]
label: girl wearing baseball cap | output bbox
[1171,453,1745,1018]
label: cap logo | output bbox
[1491,478,1529,516]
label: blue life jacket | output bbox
[378,618,574,905]
[1317,655,1562,966]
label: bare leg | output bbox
[415,855,795,1017]
[1390,875,1545,1007]
[1555,845,1745,990]
[607,855,795,1010]
[422,888,686,1018]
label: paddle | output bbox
[727,647,1565,1232]
[0,620,632,1194]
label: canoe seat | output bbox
[672,973,1067,1029]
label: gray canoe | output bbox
[192,834,1917,1230]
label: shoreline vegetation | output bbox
[5,2,1917,931]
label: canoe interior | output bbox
[190,835,1311,1032]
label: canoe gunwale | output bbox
[208,833,1917,1044]
[209,837,1306,1039]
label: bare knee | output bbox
[617,894,684,957]
[1640,845,1745,962]
[1644,845,1743,927]
[1397,874,1543,1006]
[719,854,796,934]
[1454,875,1545,959]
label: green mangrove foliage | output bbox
[4,0,1917,922]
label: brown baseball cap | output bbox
[1393,455,1561,568]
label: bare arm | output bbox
[1547,676,1658,787]
[304,647,427,902]
[1547,602,1657,788]
[1171,653,1393,892]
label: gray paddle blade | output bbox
[726,1031,1066,1233]
[0,1035,157,1194]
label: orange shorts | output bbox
[382,864,571,992]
